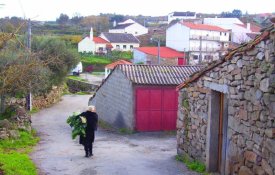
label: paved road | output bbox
[31,95,198,175]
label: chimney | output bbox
[246,23,251,31]
[113,20,117,27]
[90,27,93,40]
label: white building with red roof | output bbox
[78,27,112,54]
[133,47,186,65]
[166,22,230,65]
[204,18,262,44]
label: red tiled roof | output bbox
[181,22,228,32]
[136,47,184,58]
[93,37,110,44]
[235,23,261,33]
[105,59,132,69]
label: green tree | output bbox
[32,36,80,86]
[56,13,69,25]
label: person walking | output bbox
[78,105,98,157]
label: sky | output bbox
[0,0,274,21]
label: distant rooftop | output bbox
[171,11,196,17]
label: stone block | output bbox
[239,166,253,175]
[237,109,248,121]
[228,64,237,72]
[265,128,275,138]
[252,133,263,145]
[246,140,254,150]
[270,152,275,169]
[262,159,273,175]
[264,138,275,154]
[244,151,262,164]
[237,60,244,68]
[256,52,265,60]
[253,165,265,175]
[260,78,270,92]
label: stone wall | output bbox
[66,79,98,93]
[177,29,275,174]
[0,107,32,139]
[89,69,135,129]
[5,86,64,110]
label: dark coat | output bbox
[79,111,98,145]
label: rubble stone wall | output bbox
[177,31,275,174]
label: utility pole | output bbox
[157,38,160,64]
[26,19,32,111]
[199,36,202,64]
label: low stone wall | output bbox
[66,79,98,93]
[0,107,31,139]
[6,86,64,110]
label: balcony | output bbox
[190,47,219,52]
[190,35,222,41]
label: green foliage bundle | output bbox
[66,112,87,139]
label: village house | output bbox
[78,27,112,54]
[109,19,148,36]
[133,46,186,65]
[168,11,196,24]
[104,59,132,78]
[166,22,230,65]
[99,32,140,51]
[89,64,201,131]
[204,18,262,44]
[176,24,275,174]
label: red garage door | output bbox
[135,87,178,131]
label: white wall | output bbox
[78,37,95,53]
[166,23,190,52]
[109,23,148,36]
[125,23,148,36]
[133,49,147,64]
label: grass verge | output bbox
[0,130,40,175]
[175,155,207,174]
[67,75,87,82]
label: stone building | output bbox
[89,64,201,131]
[176,24,275,175]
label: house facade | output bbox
[109,19,148,36]
[204,18,261,44]
[100,32,140,51]
[89,64,201,131]
[168,11,196,24]
[176,24,275,174]
[166,22,230,65]
[133,47,186,65]
[78,27,111,54]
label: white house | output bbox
[109,19,148,36]
[78,28,95,53]
[78,27,112,53]
[168,11,196,24]
[166,22,230,65]
[203,18,261,44]
[100,32,140,51]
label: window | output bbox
[135,32,138,34]
[224,33,226,36]
[116,45,120,49]
[98,47,103,51]
[193,55,199,60]
[220,32,222,35]
[123,45,127,49]
[130,45,133,49]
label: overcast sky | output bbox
[0,0,274,21]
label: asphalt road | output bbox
[31,95,198,175]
